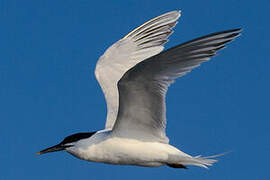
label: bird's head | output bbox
[36,132,96,155]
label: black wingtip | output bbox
[222,28,242,33]
[230,28,242,32]
[210,28,242,37]
[226,28,243,37]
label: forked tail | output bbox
[182,155,217,168]
[168,152,228,169]
[184,152,229,168]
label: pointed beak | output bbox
[36,144,67,155]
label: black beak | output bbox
[36,144,68,155]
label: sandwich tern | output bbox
[37,10,241,169]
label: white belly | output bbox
[66,133,185,167]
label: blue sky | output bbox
[1,0,269,179]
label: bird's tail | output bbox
[177,152,228,169]
[181,155,217,168]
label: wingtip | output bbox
[172,10,182,15]
[229,28,243,35]
[164,10,182,19]
[123,10,181,40]
[174,10,182,18]
[229,28,243,39]
[221,28,242,34]
[235,28,242,31]
[167,10,181,14]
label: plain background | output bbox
[1,0,269,179]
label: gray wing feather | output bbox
[112,29,241,143]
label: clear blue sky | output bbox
[1,0,269,179]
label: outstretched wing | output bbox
[112,29,241,143]
[95,11,181,129]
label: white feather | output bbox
[95,11,181,129]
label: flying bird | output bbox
[37,10,241,169]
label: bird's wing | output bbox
[95,11,181,129]
[112,29,241,143]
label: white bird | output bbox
[37,10,241,169]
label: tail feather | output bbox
[191,156,217,168]
[168,150,229,169]
[180,155,218,169]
